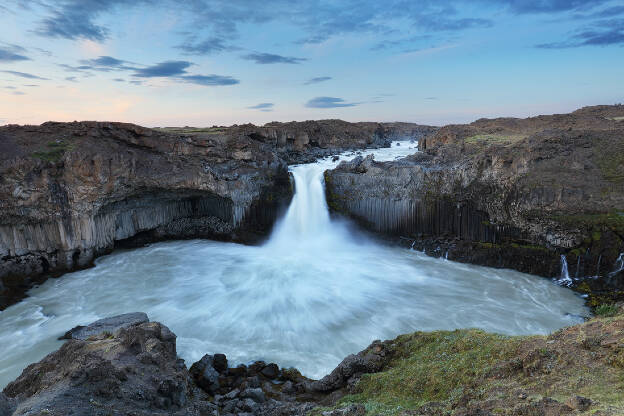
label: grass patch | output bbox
[32,139,74,162]
[608,116,624,121]
[341,330,520,413]
[595,304,619,317]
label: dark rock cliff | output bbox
[0,119,432,310]
[325,105,624,301]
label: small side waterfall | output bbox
[609,253,624,277]
[556,255,573,287]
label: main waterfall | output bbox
[0,142,589,388]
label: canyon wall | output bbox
[326,105,624,300]
[0,119,432,309]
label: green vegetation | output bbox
[595,304,619,317]
[32,139,74,162]
[551,211,624,237]
[608,116,624,121]
[341,330,519,413]
[315,312,624,416]
[464,133,526,146]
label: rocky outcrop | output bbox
[5,309,624,415]
[225,120,437,164]
[0,314,389,416]
[0,119,433,310]
[326,105,624,299]
[3,316,211,415]
[0,121,293,309]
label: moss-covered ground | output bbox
[314,309,624,415]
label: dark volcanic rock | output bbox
[325,105,624,297]
[59,311,149,340]
[3,318,211,416]
[0,119,434,310]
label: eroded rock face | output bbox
[2,314,391,416]
[326,105,624,289]
[0,120,434,310]
[3,318,211,416]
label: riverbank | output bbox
[2,307,623,415]
[325,105,624,308]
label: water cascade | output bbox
[609,253,624,278]
[557,255,573,287]
[0,142,589,388]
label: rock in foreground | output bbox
[4,310,624,415]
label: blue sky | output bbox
[0,0,623,126]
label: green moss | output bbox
[550,212,624,238]
[32,139,74,162]
[342,330,520,413]
[595,304,619,317]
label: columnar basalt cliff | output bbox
[0,121,295,309]
[325,105,624,300]
[0,119,432,309]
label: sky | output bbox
[0,0,623,127]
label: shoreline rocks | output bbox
[4,310,624,415]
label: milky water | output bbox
[0,141,589,388]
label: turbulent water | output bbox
[0,142,589,388]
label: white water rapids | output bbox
[0,142,588,388]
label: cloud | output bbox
[78,55,135,71]
[126,60,239,86]
[180,74,239,86]
[0,45,29,62]
[247,103,274,111]
[4,86,16,89]
[499,0,611,14]
[536,18,624,48]
[305,97,359,108]
[12,91,26,95]
[177,37,239,55]
[242,52,307,64]
[1,70,49,80]
[65,76,78,82]
[304,76,332,85]
[133,61,192,77]
[35,0,150,41]
[425,96,438,100]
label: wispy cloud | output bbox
[180,74,239,86]
[242,52,307,64]
[65,76,78,82]
[536,18,624,48]
[177,36,239,55]
[247,103,274,111]
[305,96,359,108]
[133,61,192,77]
[0,44,29,62]
[1,70,49,80]
[304,76,332,85]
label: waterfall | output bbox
[556,255,573,287]
[609,253,624,277]
[265,163,337,251]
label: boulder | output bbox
[59,312,149,340]
[3,320,208,415]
